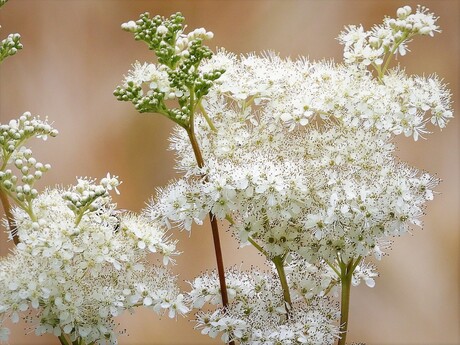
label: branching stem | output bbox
[337,256,362,345]
[272,255,292,315]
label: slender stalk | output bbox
[272,255,292,315]
[208,215,230,308]
[226,213,292,317]
[247,237,269,257]
[377,33,410,81]
[198,101,217,132]
[58,335,71,345]
[338,258,355,345]
[186,126,233,344]
[0,188,19,245]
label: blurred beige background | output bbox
[0,0,458,344]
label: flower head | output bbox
[0,177,184,343]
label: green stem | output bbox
[272,255,292,315]
[74,210,85,227]
[325,258,341,277]
[247,237,269,257]
[226,214,292,317]
[323,280,339,297]
[377,33,411,81]
[58,335,71,345]
[198,101,217,132]
[337,258,357,345]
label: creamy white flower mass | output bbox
[152,66,441,264]
[115,5,452,345]
[0,177,186,344]
[190,266,340,345]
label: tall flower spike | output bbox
[154,6,451,344]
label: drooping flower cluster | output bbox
[0,177,186,344]
[189,265,340,344]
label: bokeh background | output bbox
[0,0,458,344]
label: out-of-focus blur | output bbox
[0,1,458,344]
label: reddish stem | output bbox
[186,127,233,343]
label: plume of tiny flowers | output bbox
[154,116,439,265]
[199,49,452,140]
[148,6,450,267]
[122,5,451,344]
[338,6,439,71]
[189,266,340,344]
[0,176,186,344]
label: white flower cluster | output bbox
[111,5,453,344]
[155,116,438,264]
[338,5,439,67]
[200,50,452,139]
[115,12,224,129]
[285,255,340,300]
[0,32,22,62]
[62,173,121,217]
[0,111,58,151]
[123,61,173,98]
[0,112,57,208]
[121,15,213,58]
[190,267,340,344]
[0,178,186,344]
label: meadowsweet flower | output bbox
[190,266,340,344]
[0,177,185,344]
[0,112,57,228]
[0,0,22,64]
[155,118,439,266]
[0,33,22,63]
[339,5,440,70]
[200,51,451,139]
[118,6,452,344]
[352,263,378,288]
[114,12,223,129]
